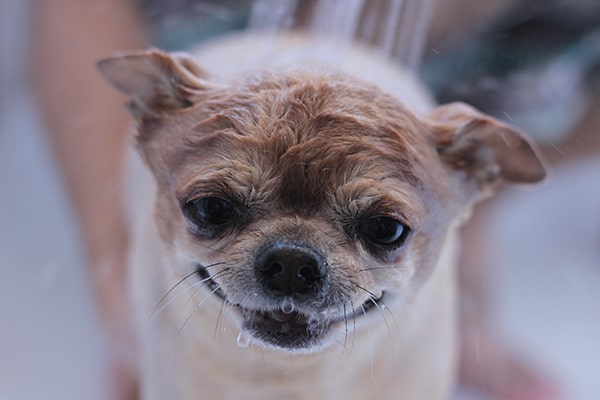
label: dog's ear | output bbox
[424,102,546,189]
[97,49,212,118]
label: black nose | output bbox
[256,243,327,295]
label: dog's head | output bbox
[99,49,545,351]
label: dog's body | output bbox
[100,34,545,399]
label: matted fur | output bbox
[98,47,545,400]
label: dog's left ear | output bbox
[97,49,212,118]
[424,102,546,188]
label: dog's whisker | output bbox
[209,267,236,281]
[177,312,194,335]
[350,299,357,357]
[356,284,394,341]
[194,276,228,310]
[202,262,230,270]
[358,266,397,273]
[361,304,377,385]
[370,297,395,343]
[150,269,198,318]
[147,279,208,326]
[213,294,229,346]
[175,282,217,335]
[147,264,230,326]
[334,303,350,369]
[336,300,358,370]
[195,242,229,255]
[342,303,349,352]
[378,298,400,331]
[150,261,227,317]
[355,284,380,300]
[218,302,235,348]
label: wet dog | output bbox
[99,44,545,399]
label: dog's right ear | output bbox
[97,49,212,118]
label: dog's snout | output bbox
[256,243,326,295]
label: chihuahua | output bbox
[99,40,545,399]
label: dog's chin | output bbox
[241,308,332,351]
[196,264,383,351]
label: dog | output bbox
[98,35,545,399]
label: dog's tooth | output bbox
[236,331,250,348]
[280,297,295,314]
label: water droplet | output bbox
[280,297,295,314]
[237,331,250,348]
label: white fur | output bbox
[127,33,458,399]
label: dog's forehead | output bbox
[166,70,446,214]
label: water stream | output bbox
[247,0,435,70]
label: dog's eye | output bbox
[358,217,409,247]
[183,197,235,226]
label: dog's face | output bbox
[99,50,545,351]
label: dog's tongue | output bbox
[269,310,292,322]
[267,297,307,323]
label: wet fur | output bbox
[99,46,545,399]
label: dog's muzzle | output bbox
[195,241,384,350]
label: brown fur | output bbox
[98,48,545,399]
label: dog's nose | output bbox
[256,243,326,295]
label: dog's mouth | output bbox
[196,264,383,349]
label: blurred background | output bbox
[1,0,599,399]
